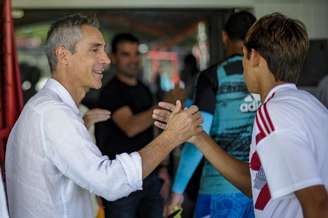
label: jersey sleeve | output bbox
[172,111,213,193]
[172,65,217,193]
[257,129,323,200]
[194,66,218,115]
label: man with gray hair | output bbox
[5,14,202,218]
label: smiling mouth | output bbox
[92,70,104,83]
[93,69,104,75]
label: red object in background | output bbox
[0,0,24,169]
[147,50,180,84]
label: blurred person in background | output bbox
[166,11,258,218]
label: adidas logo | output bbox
[240,94,260,112]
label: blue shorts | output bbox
[194,193,254,218]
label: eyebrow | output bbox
[90,43,106,48]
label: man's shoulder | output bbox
[27,89,73,116]
[220,55,243,76]
[137,80,152,91]
[260,91,311,131]
[197,63,219,89]
[199,63,219,78]
[99,77,124,96]
[103,77,121,89]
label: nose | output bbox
[100,51,111,66]
[132,54,140,64]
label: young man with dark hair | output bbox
[154,13,328,218]
[5,14,202,218]
[166,11,258,218]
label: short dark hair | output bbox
[45,14,99,72]
[111,33,140,53]
[224,11,256,41]
[244,13,309,83]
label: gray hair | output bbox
[45,14,99,72]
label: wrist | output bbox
[188,131,204,145]
[160,130,180,149]
[161,129,183,148]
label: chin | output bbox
[92,81,103,90]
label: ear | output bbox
[55,46,71,66]
[222,31,229,46]
[249,48,261,68]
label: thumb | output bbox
[172,100,182,114]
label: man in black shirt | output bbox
[95,33,163,218]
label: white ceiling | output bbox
[12,0,254,9]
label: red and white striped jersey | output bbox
[249,83,328,218]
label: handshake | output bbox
[152,100,203,146]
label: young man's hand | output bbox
[164,192,184,217]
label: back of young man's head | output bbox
[244,13,309,83]
[224,11,256,42]
[111,33,140,54]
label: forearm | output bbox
[139,130,179,178]
[125,106,155,137]
[172,142,203,193]
[192,132,252,196]
[297,185,328,218]
[303,200,328,218]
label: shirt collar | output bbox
[264,83,297,103]
[44,78,80,115]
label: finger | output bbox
[93,115,111,122]
[87,108,111,116]
[195,117,203,126]
[172,100,182,114]
[158,101,176,112]
[89,113,111,121]
[192,112,202,122]
[185,105,199,114]
[154,121,167,130]
[152,114,168,123]
[153,109,171,119]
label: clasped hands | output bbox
[152,100,203,144]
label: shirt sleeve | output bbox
[41,105,142,201]
[194,70,217,115]
[0,170,9,218]
[257,129,323,200]
[317,76,328,109]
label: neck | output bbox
[259,74,285,102]
[52,71,86,106]
[116,73,137,86]
[225,41,243,57]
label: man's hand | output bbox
[156,101,203,144]
[83,108,111,129]
[152,101,180,129]
[164,192,184,217]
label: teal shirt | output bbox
[200,55,258,194]
[172,55,259,195]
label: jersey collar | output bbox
[264,83,297,103]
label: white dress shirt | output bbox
[0,170,9,218]
[5,78,143,218]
